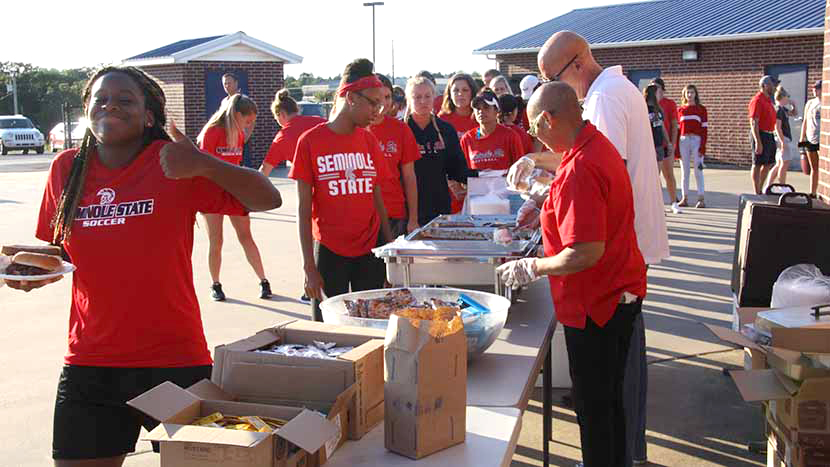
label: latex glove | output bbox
[516,198,541,230]
[507,156,536,191]
[497,258,539,289]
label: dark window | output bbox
[627,70,661,91]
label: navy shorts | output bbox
[53,364,212,460]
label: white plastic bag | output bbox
[770,264,830,308]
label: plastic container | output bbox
[320,287,510,358]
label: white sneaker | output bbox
[671,202,682,214]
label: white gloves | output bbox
[507,156,536,192]
[516,199,541,230]
[496,258,539,289]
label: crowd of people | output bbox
[4,26,822,467]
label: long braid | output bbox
[50,66,170,245]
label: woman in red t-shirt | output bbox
[438,74,479,212]
[5,66,281,466]
[460,89,524,171]
[260,89,328,175]
[368,74,421,236]
[289,59,393,321]
[197,95,271,301]
[677,84,708,208]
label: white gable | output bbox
[195,43,283,62]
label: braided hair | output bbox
[51,66,170,245]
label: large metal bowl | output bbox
[320,287,510,358]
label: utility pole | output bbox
[12,74,18,114]
[363,2,384,65]
[391,40,395,84]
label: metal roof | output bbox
[126,36,224,61]
[474,0,825,54]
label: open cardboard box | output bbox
[212,320,385,441]
[127,379,342,467]
[731,292,771,332]
[766,400,830,467]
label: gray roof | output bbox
[126,36,224,60]
[475,0,824,54]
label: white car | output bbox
[0,115,45,155]
[49,120,88,151]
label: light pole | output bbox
[11,72,19,115]
[363,2,384,65]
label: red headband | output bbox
[337,75,383,97]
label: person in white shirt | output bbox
[800,80,821,198]
[512,30,669,467]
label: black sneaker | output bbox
[260,279,272,299]
[299,294,311,304]
[211,282,226,301]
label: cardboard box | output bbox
[127,380,341,467]
[384,313,467,459]
[732,292,771,332]
[767,405,830,467]
[212,320,385,441]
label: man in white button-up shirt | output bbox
[537,31,670,467]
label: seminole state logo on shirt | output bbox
[216,146,242,159]
[75,188,154,228]
[471,149,505,165]
[316,152,377,196]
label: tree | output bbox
[0,62,91,133]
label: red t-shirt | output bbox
[659,97,678,157]
[35,141,247,367]
[459,124,524,171]
[199,125,243,166]
[368,116,421,219]
[507,123,533,155]
[264,115,328,166]
[439,111,478,139]
[540,122,647,329]
[289,124,388,257]
[749,91,777,132]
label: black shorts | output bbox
[53,364,212,460]
[752,132,777,165]
[655,145,668,162]
[389,218,408,238]
[804,142,820,152]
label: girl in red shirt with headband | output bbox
[6,66,281,466]
[198,95,272,300]
[460,89,524,171]
[290,59,393,321]
[677,84,708,208]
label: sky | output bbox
[6,0,636,78]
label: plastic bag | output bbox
[770,264,830,308]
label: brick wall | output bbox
[498,35,823,166]
[820,0,830,200]
[141,60,284,169]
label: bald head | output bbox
[528,82,581,122]
[537,31,601,99]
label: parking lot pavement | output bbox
[0,163,814,466]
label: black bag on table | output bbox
[732,188,830,307]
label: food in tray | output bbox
[191,412,288,432]
[1,244,62,256]
[4,252,63,276]
[418,229,491,241]
[343,289,486,320]
[435,221,477,228]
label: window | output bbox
[627,70,661,92]
[0,118,34,129]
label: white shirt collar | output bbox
[585,66,623,99]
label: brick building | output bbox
[122,32,302,168]
[819,0,830,199]
[474,0,824,166]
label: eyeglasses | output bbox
[528,112,548,138]
[355,91,384,111]
[541,54,578,83]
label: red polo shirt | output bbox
[540,122,647,329]
[749,91,777,132]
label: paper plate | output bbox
[0,260,76,281]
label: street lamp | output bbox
[363,2,384,65]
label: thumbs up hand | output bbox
[160,121,213,180]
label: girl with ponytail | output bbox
[8,66,281,466]
[198,94,271,301]
[260,88,327,175]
